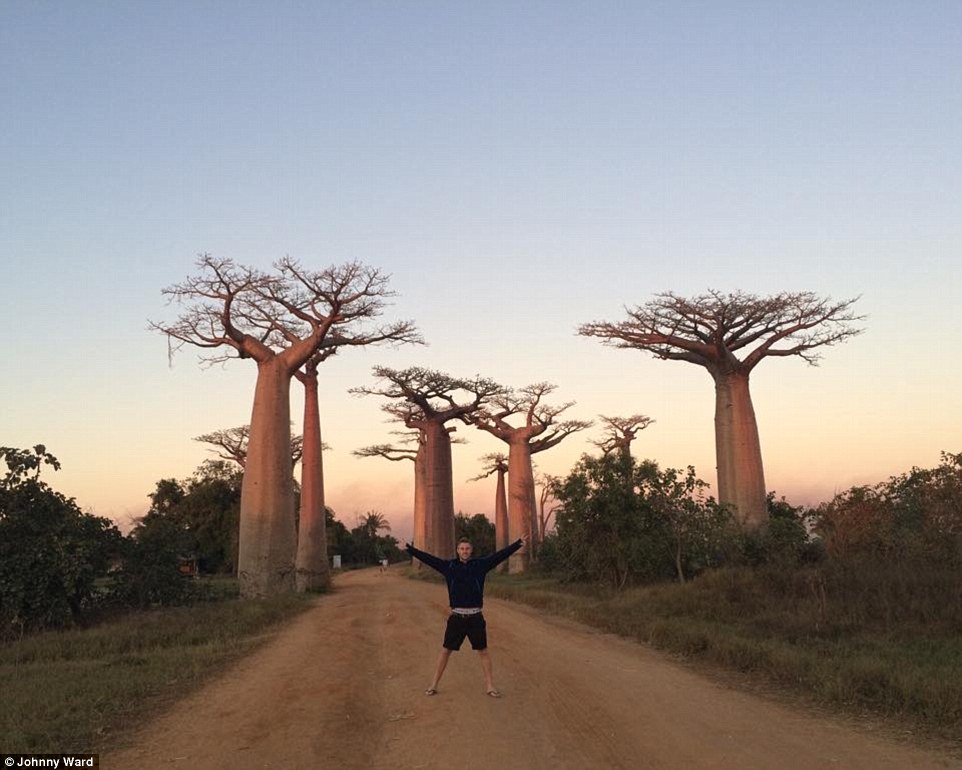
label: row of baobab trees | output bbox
[154,255,862,598]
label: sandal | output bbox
[424,688,438,696]
[486,689,503,698]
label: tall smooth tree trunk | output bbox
[506,440,536,573]
[713,371,767,529]
[412,439,427,569]
[423,422,455,558]
[295,372,330,592]
[494,467,509,573]
[239,359,297,597]
[528,486,540,561]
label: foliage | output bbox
[639,463,733,582]
[105,460,243,608]
[0,446,122,636]
[326,507,351,559]
[454,512,496,555]
[326,509,404,566]
[550,453,731,587]
[110,516,194,609]
[736,493,822,567]
[135,460,242,576]
[812,451,962,567]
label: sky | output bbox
[2,1,960,543]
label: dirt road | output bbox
[105,569,961,770]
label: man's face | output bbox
[457,542,473,562]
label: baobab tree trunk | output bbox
[239,359,298,598]
[411,439,428,569]
[494,466,509,573]
[713,371,767,529]
[295,372,330,592]
[507,440,536,573]
[423,422,455,558]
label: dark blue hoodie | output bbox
[405,540,523,609]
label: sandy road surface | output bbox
[105,569,961,770]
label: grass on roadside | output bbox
[0,585,316,754]
[480,568,962,743]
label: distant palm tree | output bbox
[362,510,391,539]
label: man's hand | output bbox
[404,542,414,551]
[519,532,529,547]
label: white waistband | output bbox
[451,607,482,615]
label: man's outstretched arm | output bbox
[480,534,527,572]
[405,543,449,575]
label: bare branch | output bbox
[579,290,864,376]
[150,255,278,364]
[469,452,509,482]
[194,424,309,469]
[153,255,420,375]
[466,381,590,449]
[530,419,593,454]
[353,443,418,462]
[351,366,505,425]
[592,414,655,456]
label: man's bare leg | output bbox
[477,649,499,695]
[427,648,452,693]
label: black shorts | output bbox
[443,612,487,651]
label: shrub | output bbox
[0,446,121,636]
[550,453,731,587]
[110,516,194,609]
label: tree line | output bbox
[3,440,957,636]
[0,447,406,637]
[541,450,962,597]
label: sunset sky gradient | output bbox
[2,2,960,542]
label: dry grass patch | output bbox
[0,588,315,753]
[482,568,962,742]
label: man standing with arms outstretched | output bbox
[405,533,527,698]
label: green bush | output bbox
[812,452,962,568]
[550,453,731,587]
[109,517,194,609]
[0,446,121,637]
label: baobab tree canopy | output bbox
[469,383,593,456]
[593,414,655,457]
[579,291,862,375]
[579,290,863,529]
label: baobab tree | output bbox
[194,425,305,470]
[238,273,419,594]
[466,383,591,572]
[353,368,503,558]
[592,415,654,458]
[355,429,427,561]
[152,255,417,597]
[580,290,863,529]
[471,453,509,571]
